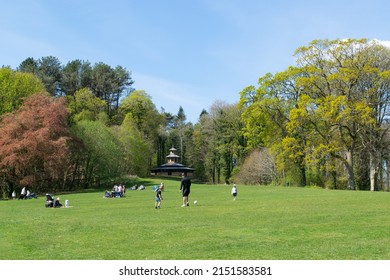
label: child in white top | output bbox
[231,184,237,200]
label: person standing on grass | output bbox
[180,173,191,207]
[231,183,238,200]
[18,186,26,200]
[155,185,163,209]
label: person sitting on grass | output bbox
[54,197,62,208]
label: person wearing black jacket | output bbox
[180,173,191,207]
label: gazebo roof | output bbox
[151,146,194,174]
[166,153,179,158]
[151,163,194,173]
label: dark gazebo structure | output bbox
[151,147,194,176]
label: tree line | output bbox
[240,39,390,191]
[1,38,390,198]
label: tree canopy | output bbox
[0,93,70,192]
[240,39,390,190]
[2,38,390,196]
[0,67,45,115]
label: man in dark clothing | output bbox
[180,173,191,207]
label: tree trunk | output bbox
[212,158,216,184]
[369,153,379,191]
[345,150,355,190]
[386,159,390,192]
[331,170,337,189]
[297,154,306,187]
[299,164,306,187]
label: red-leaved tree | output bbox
[0,93,70,193]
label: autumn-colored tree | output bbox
[0,93,70,193]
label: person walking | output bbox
[180,173,191,207]
[231,183,238,200]
[155,185,163,209]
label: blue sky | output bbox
[1,0,390,123]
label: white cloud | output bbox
[372,39,390,49]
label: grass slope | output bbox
[1,178,389,260]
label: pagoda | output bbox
[151,147,194,176]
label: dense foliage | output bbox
[0,93,70,194]
[240,39,390,190]
[1,38,390,198]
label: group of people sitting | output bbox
[128,184,145,190]
[104,184,126,198]
[13,187,38,200]
[103,183,150,198]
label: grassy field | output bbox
[1,177,389,260]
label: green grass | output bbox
[1,178,389,260]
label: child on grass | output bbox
[231,184,237,200]
[155,185,163,209]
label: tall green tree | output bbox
[291,39,379,190]
[116,114,151,177]
[66,88,107,123]
[213,102,245,183]
[239,67,307,186]
[190,101,244,184]
[18,56,62,96]
[70,120,124,188]
[90,62,133,118]
[17,57,38,74]
[119,90,163,170]
[61,59,92,96]
[0,67,45,115]
[355,42,390,191]
[119,90,162,139]
[156,110,175,166]
[167,106,190,164]
[187,112,209,181]
[39,56,63,96]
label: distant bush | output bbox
[233,148,276,185]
